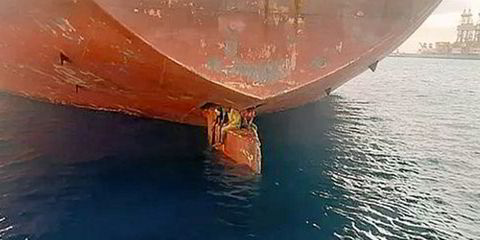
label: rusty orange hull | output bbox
[0,0,440,126]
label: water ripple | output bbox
[0,58,479,239]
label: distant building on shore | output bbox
[418,9,480,55]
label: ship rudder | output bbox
[203,106,261,174]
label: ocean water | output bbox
[0,57,479,240]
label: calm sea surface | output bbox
[0,57,479,240]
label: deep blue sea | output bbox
[0,57,479,240]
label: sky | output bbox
[399,0,480,53]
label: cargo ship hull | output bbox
[0,0,441,126]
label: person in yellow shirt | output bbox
[220,108,242,144]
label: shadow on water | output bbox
[0,94,214,239]
[250,97,349,240]
[0,93,349,240]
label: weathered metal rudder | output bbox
[203,105,262,174]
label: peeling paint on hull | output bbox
[0,0,441,126]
